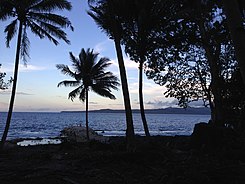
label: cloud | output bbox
[0,91,34,95]
[144,99,206,109]
[94,39,112,54]
[2,64,46,73]
[17,92,34,95]
[0,103,8,111]
[129,82,166,95]
[144,99,179,108]
[110,57,138,70]
[0,101,8,107]
[124,57,139,69]
[19,64,46,72]
[34,108,54,112]
[188,100,205,107]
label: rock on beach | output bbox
[61,126,109,143]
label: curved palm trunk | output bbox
[222,0,245,85]
[114,37,135,151]
[0,22,23,150]
[0,21,23,150]
[139,61,150,136]
[85,88,89,141]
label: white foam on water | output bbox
[17,138,61,146]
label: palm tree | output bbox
[0,0,73,149]
[57,48,119,140]
[122,0,163,137]
[88,0,135,150]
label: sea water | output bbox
[0,112,210,139]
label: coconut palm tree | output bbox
[0,0,73,149]
[56,48,120,140]
[88,0,135,150]
[122,0,164,137]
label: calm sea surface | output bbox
[0,112,210,139]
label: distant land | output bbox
[61,107,211,115]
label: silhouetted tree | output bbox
[88,0,135,150]
[57,48,119,140]
[162,41,238,125]
[146,0,233,126]
[121,0,166,137]
[0,64,12,90]
[222,0,245,85]
[221,69,245,131]
[0,0,73,149]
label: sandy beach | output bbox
[1,136,245,184]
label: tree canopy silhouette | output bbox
[0,64,12,90]
[57,48,120,140]
[0,0,73,149]
[88,0,135,150]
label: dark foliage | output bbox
[0,64,12,90]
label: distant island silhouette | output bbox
[61,107,211,115]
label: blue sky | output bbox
[0,0,176,112]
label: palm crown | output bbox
[57,48,120,102]
[0,0,73,62]
[0,0,73,148]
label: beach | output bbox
[1,136,245,184]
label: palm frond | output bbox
[38,21,70,44]
[25,0,41,8]
[28,12,74,31]
[94,71,119,82]
[79,48,88,67]
[78,87,86,102]
[94,77,120,91]
[69,52,81,71]
[57,80,81,88]
[68,86,83,101]
[91,57,111,75]
[27,20,59,45]
[30,0,72,12]
[4,19,18,47]
[56,64,76,78]
[87,7,111,36]
[58,48,118,102]
[2,0,73,64]
[0,0,15,21]
[21,26,30,64]
[92,85,116,100]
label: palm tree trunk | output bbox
[222,0,245,85]
[139,61,150,136]
[85,88,89,141]
[0,21,23,150]
[114,37,135,151]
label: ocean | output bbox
[0,112,210,139]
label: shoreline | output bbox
[6,134,190,146]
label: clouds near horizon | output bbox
[1,63,46,73]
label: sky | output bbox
[0,0,177,112]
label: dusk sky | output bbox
[0,0,177,112]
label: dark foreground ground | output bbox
[1,136,245,184]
